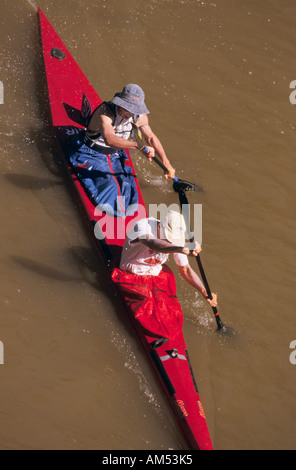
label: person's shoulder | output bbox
[95,102,114,119]
[173,252,189,267]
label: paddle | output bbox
[179,186,236,335]
[176,186,225,331]
[132,123,202,193]
[133,123,230,332]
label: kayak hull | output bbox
[38,8,213,451]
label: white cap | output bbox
[160,210,186,246]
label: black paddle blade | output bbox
[215,322,236,337]
[213,309,235,336]
[215,316,225,331]
[173,179,202,193]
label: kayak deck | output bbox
[38,8,213,450]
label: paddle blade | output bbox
[173,179,203,193]
[215,323,236,337]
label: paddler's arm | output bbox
[177,264,218,308]
[175,244,218,307]
[136,237,217,307]
[136,237,202,256]
[87,105,155,155]
[136,237,185,254]
[136,114,175,180]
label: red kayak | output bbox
[38,8,213,450]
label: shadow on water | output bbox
[11,255,81,283]
[69,246,137,334]
[11,246,136,333]
[4,173,63,191]
[11,246,111,290]
[29,127,67,179]
[69,245,116,291]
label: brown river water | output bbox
[0,0,295,451]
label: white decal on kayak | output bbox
[160,349,186,361]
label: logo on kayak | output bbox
[197,400,206,419]
[0,81,3,104]
[177,399,189,417]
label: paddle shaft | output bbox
[177,189,224,330]
[151,154,178,181]
[132,123,179,181]
[196,254,224,330]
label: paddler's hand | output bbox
[205,292,218,308]
[182,242,202,257]
[140,146,155,162]
[164,167,176,180]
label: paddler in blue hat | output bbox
[86,83,175,179]
[67,84,175,217]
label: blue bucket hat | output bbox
[111,84,149,115]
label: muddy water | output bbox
[0,0,295,450]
